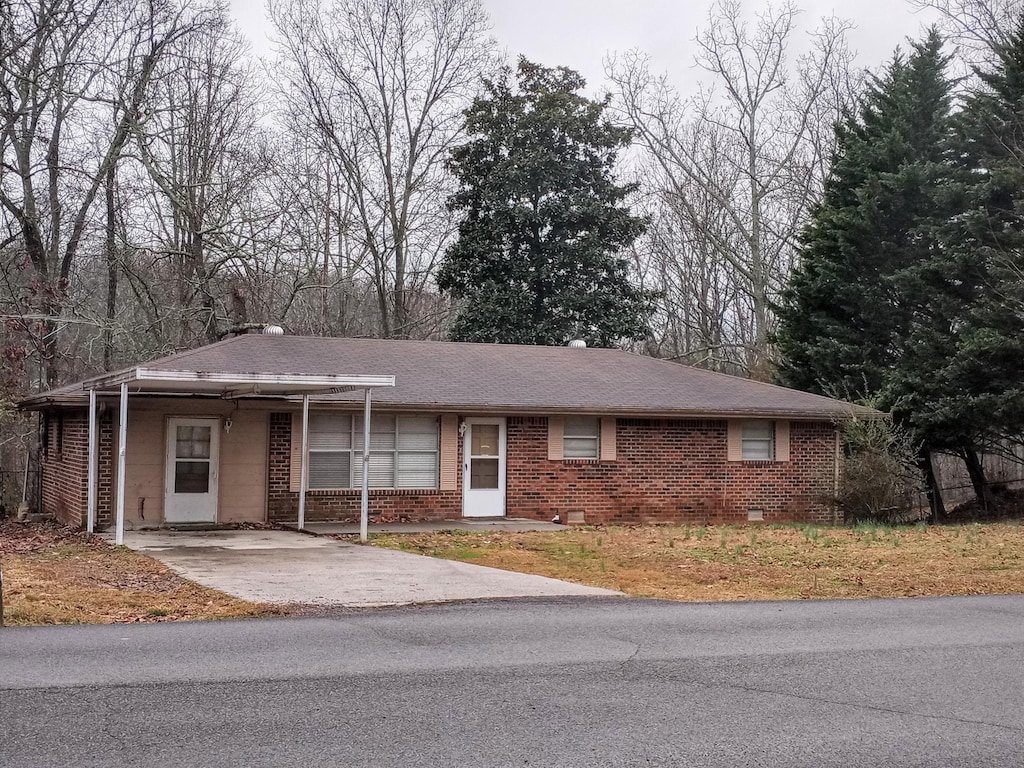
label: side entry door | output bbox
[164,417,220,524]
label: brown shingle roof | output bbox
[21,335,871,419]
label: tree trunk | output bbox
[961,444,994,512]
[104,163,118,371]
[917,448,946,523]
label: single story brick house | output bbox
[19,333,867,532]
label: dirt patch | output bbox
[371,522,1024,602]
[0,519,287,626]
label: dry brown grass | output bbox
[373,522,1024,601]
[1,520,283,626]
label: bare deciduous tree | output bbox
[268,0,494,338]
[909,0,1022,65]
[0,0,212,385]
[608,1,854,378]
[129,13,271,349]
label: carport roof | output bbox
[20,334,874,420]
[19,349,395,408]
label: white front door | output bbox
[463,418,506,518]
[164,417,220,524]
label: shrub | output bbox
[836,415,924,524]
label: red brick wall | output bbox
[40,408,838,528]
[266,413,462,523]
[39,410,88,526]
[506,417,838,525]
[38,410,115,529]
[265,412,839,525]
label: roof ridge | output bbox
[264,334,633,353]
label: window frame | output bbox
[562,416,601,460]
[305,413,440,491]
[740,420,775,461]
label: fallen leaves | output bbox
[1,519,283,626]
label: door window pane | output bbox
[174,461,210,493]
[471,425,499,456]
[470,457,499,489]
[176,425,211,459]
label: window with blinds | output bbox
[307,413,439,490]
[563,416,600,459]
[741,421,775,460]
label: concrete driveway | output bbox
[120,530,621,607]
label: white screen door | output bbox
[462,418,506,518]
[164,417,220,523]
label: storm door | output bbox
[462,418,506,518]
[164,418,220,523]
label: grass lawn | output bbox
[6,518,1024,626]
[371,522,1024,601]
[0,520,283,626]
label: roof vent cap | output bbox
[568,339,587,349]
[262,324,285,336]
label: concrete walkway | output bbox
[118,530,621,608]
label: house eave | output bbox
[18,393,873,421]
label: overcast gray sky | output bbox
[230,0,940,89]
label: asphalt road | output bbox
[2,595,1023,767]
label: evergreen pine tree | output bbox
[775,30,956,517]
[887,18,1024,507]
[438,59,654,347]
[776,30,955,400]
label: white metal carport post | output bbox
[298,394,310,530]
[360,387,371,543]
[86,388,97,533]
[115,383,128,545]
[297,388,371,542]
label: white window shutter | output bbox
[600,417,616,461]
[727,421,743,462]
[289,413,303,492]
[548,416,564,460]
[439,415,458,490]
[775,421,790,462]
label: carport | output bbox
[78,366,395,544]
